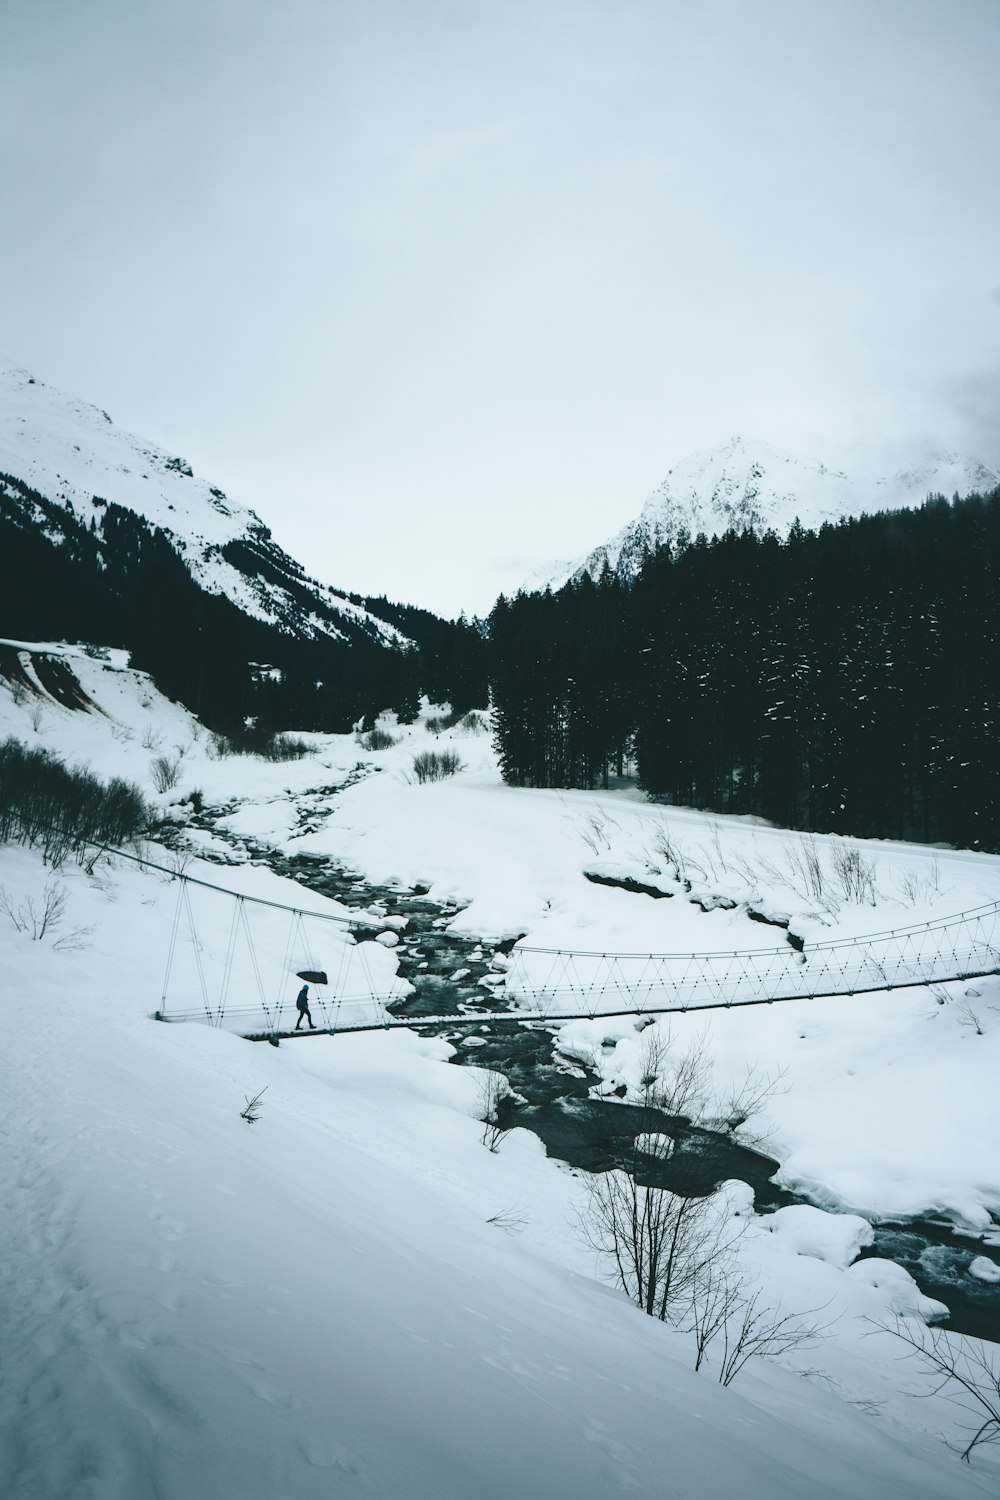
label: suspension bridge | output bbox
[141,843,1000,1042]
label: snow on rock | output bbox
[969,1257,1000,1284]
[761,1204,875,1269]
[847,1260,950,1323]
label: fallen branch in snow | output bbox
[240,1087,268,1125]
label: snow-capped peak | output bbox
[532,436,1000,592]
[0,365,408,647]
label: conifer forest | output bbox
[489,489,1000,852]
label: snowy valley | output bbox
[2,638,999,1499]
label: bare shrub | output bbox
[150,754,182,793]
[783,837,833,908]
[876,1316,1000,1462]
[648,826,697,885]
[141,724,164,751]
[0,879,91,947]
[476,1069,512,1151]
[29,704,44,733]
[831,844,878,905]
[0,738,148,865]
[0,879,66,939]
[358,727,397,751]
[412,750,463,784]
[459,710,489,735]
[702,1283,832,1386]
[581,1160,740,1323]
[578,808,620,856]
[957,1002,985,1036]
[210,729,311,761]
[895,855,944,905]
[635,1026,781,1146]
[425,715,448,736]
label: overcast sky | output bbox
[1,0,998,617]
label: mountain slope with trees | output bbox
[0,369,487,730]
[491,487,1000,851]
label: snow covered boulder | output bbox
[847,1258,949,1323]
[968,1255,1000,1284]
[761,1204,874,1269]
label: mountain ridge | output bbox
[529,435,1000,592]
[0,365,407,649]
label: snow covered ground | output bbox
[2,641,999,1497]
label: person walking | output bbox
[295,983,316,1030]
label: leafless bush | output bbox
[141,724,164,751]
[0,879,66,939]
[0,879,91,947]
[706,1285,832,1386]
[581,1160,740,1323]
[957,1002,985,1036]
[0,738,148,865]
[578,808,620,856]
[210,730,312,761]
[150,753,182,793]
[783,837,833,908]
[876,1316,1000,1462]
[895,855,944,905]
[477,1069,512,1151]
[648,826,699,885]
[831,844,878,905]
[412,750,463,784]
[713,1063,787,1146]
[358,726,398,750]
[459,710,489,735]
[637,1027,712,1122]
[29,704,44,733]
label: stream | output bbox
[186,803,1000,1343]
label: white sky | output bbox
[1,0,998,618]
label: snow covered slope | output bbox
[531,436,1000,590]
[0,365,406,646]
[1,654,1000,1500]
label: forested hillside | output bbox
[490,488,1000,850]
[0,473,486,732]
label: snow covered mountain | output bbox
[531,436,1000,591]
[0,365,406,648]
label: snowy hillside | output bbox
[2,643,999,1498]
[0,365,406,646]
[531,436,1000,590]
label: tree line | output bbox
[489,487,1000,851]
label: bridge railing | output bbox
[502,901,1000,1018]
